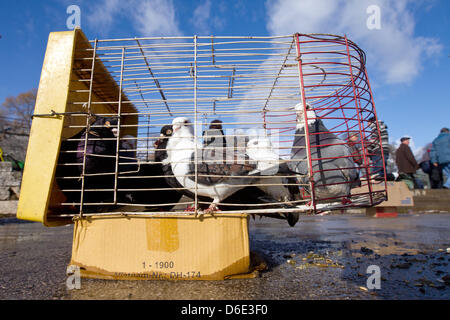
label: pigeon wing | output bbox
[188,149,258,186]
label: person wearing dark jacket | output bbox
[202,120,227,164]
[367,117,390,179]
[419,143,443,189]
[395,136,419,189]
[203,120,226,147]
[430,128,450,189]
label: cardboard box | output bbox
[375,181,414,207]
[351,181,413,207]
[351,181,414,217]
[70,214,257,280]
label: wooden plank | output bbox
[17,31,78,225]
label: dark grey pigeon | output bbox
[288,102,360,203]
[57,117,181,212]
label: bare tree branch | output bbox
[1,88,37,131]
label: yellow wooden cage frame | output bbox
[17,29,138,226]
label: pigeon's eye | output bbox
[184,120,189,124]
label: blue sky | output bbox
[0,0,448,152]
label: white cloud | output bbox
[265,0,443,85]
[85,0,181,36]
[190,0,226,35]
[131,0,182,36]
[85,0,123,35]
[191,0,212,34]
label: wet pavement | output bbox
[0,213,449,300]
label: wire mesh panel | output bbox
[52,33,387,219]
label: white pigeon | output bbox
[246,136,301,226]
[166,117,263,213]
[246,136,293,201]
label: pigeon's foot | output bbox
[184,204,197,212]
[341,197,352,205]
[204,203,221,215]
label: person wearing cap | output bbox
[395,136,419,189]
[430,128,450,189]
[202,119,227,164]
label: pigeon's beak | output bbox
[172,124,181,132]
[111,128,119,137]
[172,118,190,133]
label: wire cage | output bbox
[51,33,387,220]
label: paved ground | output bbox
[0,213,449,300]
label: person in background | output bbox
[395,136,419,189]
[202,119,226,163]
[348,133,363,166]
[203,120,226,147]
[430,128,450,189]
[419,143,443,189]
[346,133,364,187]
[367,117,390,180]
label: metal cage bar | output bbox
[344,35,374,206]
[78,38,98,216]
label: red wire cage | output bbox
[263,33,388,212]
